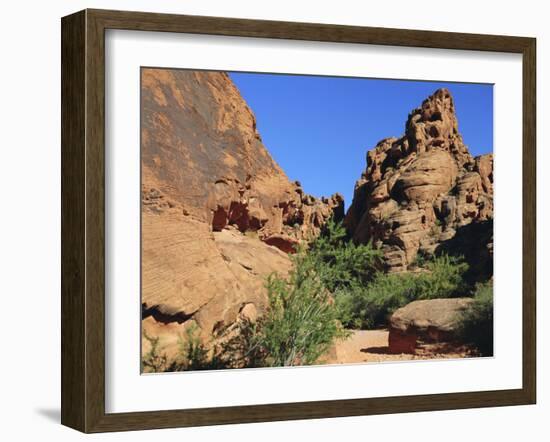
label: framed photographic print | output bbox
[61,9,536,433]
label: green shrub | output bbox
[233,249,350,367]
[304,219,384,328]
[335,254,469,329]
[175,324,216,370]
[334,272,418,329]
[141,330,168,373]
[303,222,468,329]
[141,325,229,373]
[415,254,469,299]
[308,219,382,291]
[457,281,493,356]
[178,324,208,369]
[167,324,228,371]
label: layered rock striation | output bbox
[345,88,493,275]
[141,69,343,343]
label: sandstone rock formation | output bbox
[141,69,343,350]
[345,89,493,274]
[388,298,474,354]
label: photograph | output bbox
[0,0,543,438]
[140,68,494,373]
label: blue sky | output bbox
[229,72,493,209]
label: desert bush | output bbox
[457,281,494,356]
[167,324,229,371]
[335,273,412,329]
[335,254,470,329]
[177,324,208,369]
[142,325,229,373]
[308,218,382,291]
[415,254,469,299]
[303,221,467,329]
[304,219,384,328]
[141,330,169,373]
[175,324,216,370]
[232,249,350,367]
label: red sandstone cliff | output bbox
[141,69,343,347]
[345,88,493,278]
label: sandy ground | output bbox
[323,329,472,365]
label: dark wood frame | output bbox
[61,8,536,433]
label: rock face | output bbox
[141,69,343,347]
[388,298,474,354]
[345,88,493,273]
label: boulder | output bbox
[388,298,474,354]
[239,303,259,323]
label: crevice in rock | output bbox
[142,303,195,324]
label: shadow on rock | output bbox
[435,219,493,285]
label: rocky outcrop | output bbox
[141,69,343,348]
[388,298,474,354]
[346,89,493,273]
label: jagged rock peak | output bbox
[404,88,473,168]
[346,88,493,275]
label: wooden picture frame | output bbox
[61,8,536,433]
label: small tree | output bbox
[236,248,350,367]
[308,218,382,291]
